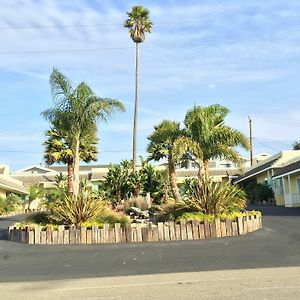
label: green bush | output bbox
[177,210,262,223]
[0,193,22,215]
[243,182,274,204]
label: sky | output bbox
[0,0,300,171]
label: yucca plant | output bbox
[181,176,246,215]
[51,191,105,226]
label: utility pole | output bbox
[248,116,253,166]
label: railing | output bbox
[8,214,262,245]
[284,193,300,206]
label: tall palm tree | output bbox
[147,120,186,202]
[44,128,98,195]
[184,104,249,176]
[124,6,153,169]
[42,68,125,196]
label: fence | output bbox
[8,214,262,245]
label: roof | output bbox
[0,175,27,194]
[15,165,55,174]
[11,174,90,187]
[234,156,280,184]
[176,169,241,178]
[47,165,111,172]
[273,160,300,178]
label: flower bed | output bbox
[8,213,262,244]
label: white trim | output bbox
[14,165,56,174]
[234,166,273,183]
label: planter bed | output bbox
[8,213,262,245]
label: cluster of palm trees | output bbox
[147,104,249,202]
[42,69,124,197]
[42,6,249,210]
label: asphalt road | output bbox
[0,206,300,283]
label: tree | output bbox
[44,127,97,194]
[184,104,249,177]
[26,185,44,210]
[147,120,186,202]
[42,68,125,196]
[124,6,153,169]
[293,141,300,150]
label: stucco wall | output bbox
[0,188,6,198]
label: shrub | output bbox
[0,193,22,215]
[50,191,105,226]
[181,176,246,215]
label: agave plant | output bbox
[181,176,246,215]
[51,181,105,226]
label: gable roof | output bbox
[273,160,300,179]
[234,156,280,184]
[15,165,56,174]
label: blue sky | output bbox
[1,0,300,171]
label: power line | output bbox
[0,14,299,31]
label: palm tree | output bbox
[124,6,153,169]
[42,68,125,196]
[147,120,186,202]
[44,128,98,195]
[184,104,249,176]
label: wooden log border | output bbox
[8,214,262,245]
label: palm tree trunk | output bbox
[73,137,80,197]
[168,158,181,202]
[132,42,139,170]
[67,163,74,195]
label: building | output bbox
[235,150,300,206]
[272,160,300,207]
[0,165,27,198]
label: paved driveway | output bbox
[0,206,300,282]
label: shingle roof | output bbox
[47,165,111,172]
[234,157,280,183]
[273,160,300,178]
[176,169,240,177]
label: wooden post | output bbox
[204,220,210,238]
[34,226,41,245]
[103,224,109,243]
[199,224,205,239]
[225,218,232,236]
[232,222,238,236]
[210,221,217,238]
[115,223,121,243]
[52,230,58,244]
[147,223,153,242]
[175,224,181,240]
[215,219,221,238]
[125,224,132,242]
[220,221,227,237]
[81,227,87,244]
[69,226,76,244]
[169,222,176,241]
[158,222,164,241]
[46,227,52,244]
[141,226,148,242]
[180,220,187,240]
[152,226,159,242]
[58,226,64,244]
[40,230,47,244]
[186,222,193,240]
[164,223,170,241]
[28,230,34,245]
[63,229,70,244]
[136,224,142,242]
[192,219,200,240]
[92,225,98,243]
[237,217,244,235]
[86,229,92,244]
[76,229,81,244]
